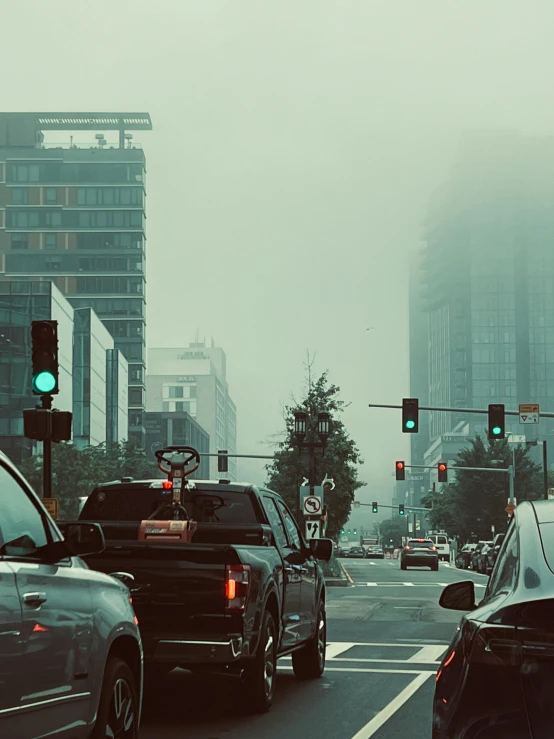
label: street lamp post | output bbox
[293,410,331,521]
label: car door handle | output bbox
[23,592,47,607]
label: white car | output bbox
[0,449,143,738]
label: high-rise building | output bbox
[146,340,237,479]
[144,411,210,478]
[0,112,152,446]
[73,307,128,448]
[412,132,554,465]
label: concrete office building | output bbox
[0,112,152,447]
[73,307,128,448]
[410,132,554,470]
[146,340,237,479]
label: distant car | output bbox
[455,543,476,570]
[470,541,492,571]
[476,543,493,573]
[337,547,349,557]
[434,500,554,738]
[366,546,384,559]
[483,533,505,575]
[401,539,439,571]
[0,449,143,739]
[347,547,366,558]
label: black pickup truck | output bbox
[69,477,332,712]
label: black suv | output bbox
[401,539,439,571]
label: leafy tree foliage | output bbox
[19,440,159,519]
[421,435,541,542]
[266,372,364,539]
[379,517,410,548]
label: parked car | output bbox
[434,500,554,738]
[400,539,439,571]
[475,542,494,573]
[470,540,491,571]
[455,543,476,569]
[338,547,349,557]
[0,449,143,739]
[346,546,367,558]
[366,546,385,559]
[73,474,332,713]
[483,533,506,575]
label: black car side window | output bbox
[277,501,302,550]
[262,497,288,550]
[0,463,49,558]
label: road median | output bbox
[322,556,353,587]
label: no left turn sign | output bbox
[303,496,322,515]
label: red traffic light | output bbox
[395,461,405,481]
[437,462,448,482]
[396,462,404,469]
[438,464,446,472]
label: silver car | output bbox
[0,450,143,739]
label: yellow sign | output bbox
[43,497,58,519]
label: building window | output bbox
[45,211,62,227]
[11,233,28,250]
[45,188,57,204]
[175,402,185,412]
[45,257,61,272]
[11,164,39,182]
[45,234,57,250]
[169,386,184,399]
[11,188,29,205]
[129,388,143,405]
[162,402,170,412]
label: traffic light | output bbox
[438,462,448,483]
[340,528,345,535]
[399,504,405,515]
[402,398,419,433]
[372,502,378,513]
[488,404,505,440]
[353,529,357,535]
[395,461,405,481]
[218,449,229,473]
[31,321,59,395]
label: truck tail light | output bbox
[225,565,251,614]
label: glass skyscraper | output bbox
[0,112,151,447]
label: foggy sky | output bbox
[5,1,554,513]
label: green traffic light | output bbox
[32,371,56,394]
[405,420,415,429]
[492,426,502,436]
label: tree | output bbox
[421,435,542,542]
[266,371,364,539]
[19,440,159,519]
[379,517,409,548]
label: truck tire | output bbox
[242,609,277,713]
[91,656,139,739]
[292,600,326,680]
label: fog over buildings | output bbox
[2,1,554,503]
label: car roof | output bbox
[530,499,554,525]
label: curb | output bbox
[341,563,355,586]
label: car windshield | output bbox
[408,540,433,548]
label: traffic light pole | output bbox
[41,393,52,499]
[369,402,554,418]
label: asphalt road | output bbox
[139,556,488,739]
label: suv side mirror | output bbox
[439,581,476,611]
[61,522,106,557]
[309,538,333,561]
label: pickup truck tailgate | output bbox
[84,541,240,635]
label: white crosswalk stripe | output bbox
[355,581,485,588]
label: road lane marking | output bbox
[326,642,357,659]
[407,645,445,663]
[280,665,435,676]
[350,672,433,739]
[403,582,414,586]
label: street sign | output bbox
[505,502,516,515]
[43,497,58,519]
[305,520,322,540]
[300,485,324,509]
[519,403,539,424]
[303,495,322,516]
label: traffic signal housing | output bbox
[488,404,505,440]
[218,449,229,473]
[395,461,405,481]
[372,502,378,513]
[31,321,59,395]
[399,504,405,516]
[402,398,419,433]
[438,462,448,483]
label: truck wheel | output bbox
[242,610,277,713]
[292,600,326,680]
[91,657,138,739]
